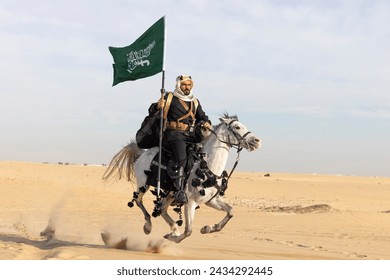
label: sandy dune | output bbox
[1,161,389,260]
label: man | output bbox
[156,75,212,204]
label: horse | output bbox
[103,113,261,243]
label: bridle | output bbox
[209,119,252,152]
[183,118,256,204]
[207,119,252,182]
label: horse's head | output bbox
[214,113,261,151]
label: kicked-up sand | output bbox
[0,161,390,260]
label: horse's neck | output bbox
[202,126,230,176]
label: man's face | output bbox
[180,80,192,95]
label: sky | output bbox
[1,0,390,177]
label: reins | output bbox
[227,146,242,180]
[202,120,252,198]
[207,120,251,177]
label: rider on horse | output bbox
[154,75,212,205]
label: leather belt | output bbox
[167,121,190,131]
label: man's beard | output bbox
[183,89,191,95]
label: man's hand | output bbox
[157,97,166,109]
[202,122,212,130]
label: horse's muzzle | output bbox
[247,136,261,151]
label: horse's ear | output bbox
[219,112,231,124]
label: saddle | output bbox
[144,143,204,191]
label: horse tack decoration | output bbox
[103,113,261,243]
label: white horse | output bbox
[103,114,261,243]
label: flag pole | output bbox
[156,16,167,200]
[157,70,165,199]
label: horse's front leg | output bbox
[130,185,152,234]
[160,194,181,237]
[164,201,197,243]
[201,196,233,234]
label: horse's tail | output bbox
[102,140,143,183]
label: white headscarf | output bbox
[173,75,194,102]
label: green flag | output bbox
[109,16,165,86]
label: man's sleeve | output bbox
[195,102,211,124]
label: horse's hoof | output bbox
[163,233,173,241]
[127,201,134,208]
[164,234,181,243]
[143,223,152,235]
[200,225,212,234]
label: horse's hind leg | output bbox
[201,197,233,234]
[130,185,152,234]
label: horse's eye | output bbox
[235,126,240,130]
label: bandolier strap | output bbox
[163,92,199,131]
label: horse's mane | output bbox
[220,112,238,121]
[207,112,239,134]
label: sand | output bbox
[1,161,389,260]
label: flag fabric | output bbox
[109,16,165,86]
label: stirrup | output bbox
[174,190,188,205]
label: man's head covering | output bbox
[173,75,194,101]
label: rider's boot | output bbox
[173,166,188,205]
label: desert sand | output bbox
[1,161,389,260]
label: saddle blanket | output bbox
[145,152,175,191]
